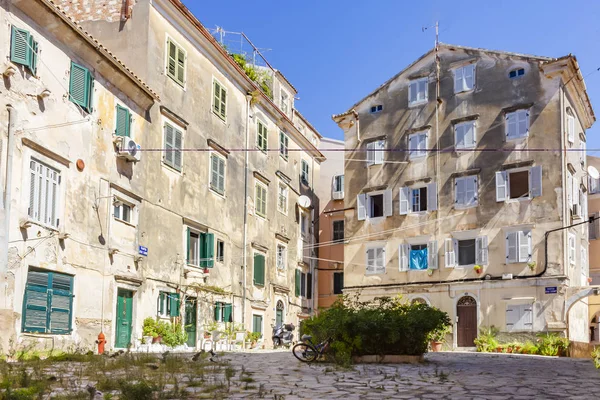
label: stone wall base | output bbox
[569,341,593,358]
[352,355,424,364]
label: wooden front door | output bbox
[115,289,133,348]
[457,296,477,347]
[185,299,197,348]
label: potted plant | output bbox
[203,321,219,339]
[142,317,160,343]
[429,324,451,352]
[527,261,536,271]
[246,331,261,348]
[473,265,482,274]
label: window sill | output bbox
[365,272,386,276]
[366,216,386,223]
[280,154,288,162]
[212,110,227,123]
[114,217,136,228]
[454,88,475,95]
[162,161,183,175]
[166,74,186,89]
[409,155,427,161]
[256,147,267,155]
[277,209,288,216]
[409,100,428,108]
[255,213,267,221]
[407,211,428,216]
[505,135,528,142]
[209,187,226,199]
[505,197,532,203]
[454,204,478,210]
[24,219,60,233]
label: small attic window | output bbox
[509,68,525,79]
[370,105,383,114]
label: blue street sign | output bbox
[545,287,557,294]
[139,246,148,256]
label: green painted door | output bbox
[276,309,283,327]
[185,299,197,348]
[115,289,133,348]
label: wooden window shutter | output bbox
[530,166,542,198]
[115,105,130,137]
[383,189,393,217]
[164,123,174,165]
[214,302,221,321]
[356,194,366,220]
[29,36,38,75]
[169,293,180,317]
[173,128,183,170]
[295,269,301,297]
[22,270,50,333]
[496,171,507,202]
[399,187,410,215]
[223,303,232,323]
[167,39,177,78]
[159,292,165,315]
[69,62,92,111]
[253,253,265,286]
[202,233,215,268]
[186,227,191,265]
[176,46,185,85]
[48,272,73,334]
[427,241,438,269]
[220,87,227,119]
[213,81,221,114]
[10,26,30,66]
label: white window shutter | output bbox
[470,176,478,205]
[530,166,542,198]
[506,232,518,263]
[374,140,385,165]
[427,182,437,211]
[567,173,573,209]
[518,231,531,263]
[506,113,516,138]
[518,110,529,137]
[467,122,476,148]
[496,171,507,202]
[444,238,456,268]
[455,178,465,205]
[375,247,385,274]
[383,189,393,217]
[455,124,465,149]
[409,82,417,103]
[366,142,375,166]
[521,305,533,330]
[580,141,586,164]
[366,249,375,274]
[428,241,438,269]
[506,305,519,331]
[399,244,409,271]
[454,68,463,92]
[567,115,575,144]
[399,187,410,215]
[465,64,475,90]
[476,236,488,265]
[572,180,579,209]
[357,194,366,221]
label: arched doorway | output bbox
[411,297,428,306]
[275,300,284,327]
[457,296,477,347]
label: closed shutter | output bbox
[357,194,366,220]
[164,123,175,166]
[218,158,225,193]
[520,231,531,263]
[10,26,30,66]
[455,177,465,205]
[409,81,417,103]
[455,124,465,149]
[469,176,478,205]
[366,248,375,274]
[307,273,312,299]
[167,40,177,79]
[115,105,130,137]
[295,269,301,297]
[476,236,488,265]
[506,232,518,263]
[399,244,409,271]
[521,305,533,330]
[567,172,573,209]
[203,233,215,268]
[186,227,191,264]
[567,115,575,143]
[427,241,438,269]
[465,122,476,148]
[214,302,221,321]
[375,247,385,274]
[464,64,475,90]
[399,187,410,215]
[29,36,39,75]
[213,81,221,114]
[253,253,265,286]
[506,305,519,331]
[506,112,516,139]
[572,177,579,209]
[69,62,91,111]
[252,315,263,335]
[518,110,529,137]
[176,46,185,85]
[173,127,183,170]
[159,292,165,315]
[219,86,227,119]
[530,166,542,198]
[496,171,507,202]
[580,141,586,164]
[454,67,463,92]
[408,134,417,158]
[49,272,73,334]
[22,270,50,333]
[374,140,385,164]
[383,189,393,217]
[427,182,437,211]
[223,303,232,323]
[169,293,180,317]
[445,238,456,268]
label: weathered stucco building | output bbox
[586,155,600,343]
[0,0,322,354]
[333,43,595,349]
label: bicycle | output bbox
[292,334,331,362]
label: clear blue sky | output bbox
[185,0,600,150]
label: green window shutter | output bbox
[220,87,227,119]
[10,26,30,66]
[186,227,191,265]
[252,315,263,335]
[214,302,221,321]
[49,273,73,334]
[199,233,207,267]
[115,105,130,137]
[253,253,265,286]
[205,233,215,268]
[159,292,165,315]
[69,62,91,111]
[223,303,232,323]
[295,270,301,297]
[22,270,50,333]
[169,293,180,317]
[176,46,185,85]
[213,81,220,114]
[164,123,174,166]
[28,36,38,75]
[167,39,177,80]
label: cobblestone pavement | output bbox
[224,350,599,399]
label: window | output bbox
[408,77,428,105]
[567,112,575,144]
[255,182,267,218]
[186,229,214,268]
[505,109,529,139]
[444,237,488,268]
[163,121,183,171]
[581,246,587,286]
[590,213,600,240]
[300,213,309,239]
[277,182,288,214]
[113,201,133,224]
[399,241,438,271]
[399,183,437,215]
[453,64,475,93]
[166,38,185,86]
[257,121,268,152]
[216,240,224,263]
[10,26,38,74]
[22,269,73,334]
[333,220,344,242]
[370,105,383,113]
[568,233,576,265]
[509,68,525,79]
[210,153,226,195]
[506,304,533,331]
[333,175,344,195]
[458,239,476,266]
[369,194,384,218]
[333,272,344,294]
[408,131,427,159]
[495,166,542,202]
[28,159,60,228]
[293,270,311,298]
[252,314,263,337]
[213,80,227,120]
[115,105,131,137]
[301,272,307,296]
[280,90,289,115]
[366,140,385,166]
[590,176,600,194]
[580,140,586,165]
[279,132,289,160]
[214,302,232,322]
[455,176,478,208]
[295,269,301,296]
[157,291,180,318]
[276,243,287,270]
[301,160,310,185]
[455,121,476,149]
[366,246,385,274]
[506,230,532,263]
[69,62,93,112]
[253,252,265,286]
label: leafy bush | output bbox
[119,380,155,400]
[536,333,569,356]
[592,346,600,369]
[520,341,539,355]
[300,295,451,365]
[142,317,158,338]
[473,326,499,352]
[141,318,187,347]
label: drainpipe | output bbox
[1,105,16,274]
[242,93,252,326]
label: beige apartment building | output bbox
[586,156,600,343]
[0,0,322,354]
[316,137,345,309]
[334,43,596,349]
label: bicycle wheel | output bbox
[292,343,318,362]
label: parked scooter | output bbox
[272,323,295,348]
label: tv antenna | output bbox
[422,21,439,46]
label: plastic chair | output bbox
[231,331,246,350]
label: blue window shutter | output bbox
[22,270,50,333]
[10,26,30,66]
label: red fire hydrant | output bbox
[96,332,106,355]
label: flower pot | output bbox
[431,341,443,352]
[152,336,162,344]
[496,346,502,353]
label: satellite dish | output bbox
[588,166,599,180]
[297,195,311,209]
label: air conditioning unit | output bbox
[332,191,344,200]
[116,137,142,162]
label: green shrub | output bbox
[536,332,569,356]
[300,295,451,365]
[119,380,155,400]
[142,318,186,347]
[520,341,539,355]
[591,346,600,369]
[142,317,158,338]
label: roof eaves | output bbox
[294,109,322,138]
[275,70,298,94]
[332,109,358,121]
[42,0,160,101]
[439,42,555,62]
